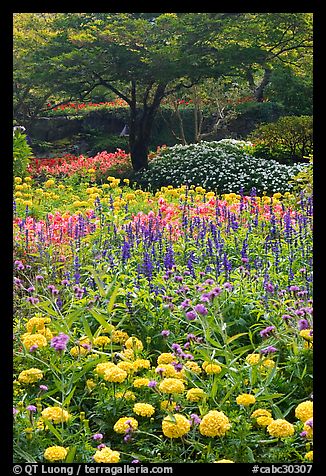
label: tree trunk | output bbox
[129,137,149,172]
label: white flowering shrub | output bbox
[140,140,307,194]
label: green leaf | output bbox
[42,419,62,441]
[63,385,77,407]
[226,332,248,345]
[88,308,114,332]
[80,315,93,341]
[65,446,77,463]
[107,284,120,313]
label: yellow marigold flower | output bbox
[119,348,135,360]
[93,336,111,347]
[133,403,155,417]
[273,192,282,199]
[133,378,150,388]
[18,368,43,384]
[125,336,143,351]
[204,363,222,374]
[157,353,175,365]
[256,416,274,427]
[199,410,231,437]
[159,378,185,394]
[86,379,97,391]
[295,401,313,423]
[186,388,207,402]
[41,406,70,424]
[24,176,32,182]
[44,179,55,188]
[93,447,120,463]
[111,330,129,344]
[123,178,130,185]
[113,417,138,434]
[70,345,90,357]
[44,446,68,462]
[38,327,54,341]
[26,317,51,332]
[94,362,116,376]
[155,364,177,378]
[305,451,313,461]
[117,361,134,374]
[261,359,275,369]
[184,361,202,374]
[267,419,295,438]
[14,177,23,183]
[133,359,151,371]
[246,353,261,365]
[236,394,256,406]
[300,329,313,342]
[104,366,127,383]
[162,414,191,438]
[214,459,234,463]
[21,333,48,351]
[251,409,272,419]
[160,400,177,411]
[116,391,136,401]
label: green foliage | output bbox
[250,116,313,162]
[290,156,313,196]
[13,128,33,178]
[235,101,286,124]
[265,65,313,116]
[136,139,306,194]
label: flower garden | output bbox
[13,142,313,464]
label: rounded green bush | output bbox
[138,139,307,194]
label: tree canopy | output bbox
[13,12,313,170]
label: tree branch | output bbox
[92,71,132,105]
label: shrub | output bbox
[136,140,307,194]
[13,126,33,178]
[249,116,313,162]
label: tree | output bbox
[13,12,313,171]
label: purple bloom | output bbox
[39,385,48,391]
[289,285,300,292]
[61,279,70,286]
[265,282,275,293]
[26,405,37,412]
[200,294,210,303]
[26,296,39,304]
[180,299,191,309]
[13,407,18,415]
[172,362,183,371]
[300,431,308,438]
[194,304,208,316]
[306,419,313,428]
[294,309,305,317]
[148,380,158,388]
[35,275,44,281]
[260,326,276,339]
[161,330,170,338]
[92,433,103,441]
[298,319,310,330]
[185,310,197,321]
[205,279,215,285]
[183,342,190,349]
[187,333,196,341]
[155,367,165,376]
[29,345,38,353]
[171,343,183,354]
[260,346,277,355]
[26,286,35,293]
[282,314,292,321]
[97,444,106,450]
[50,333,70,352]
[223,282,233,291]
[189,413,202,425]
[131,460,140,464]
